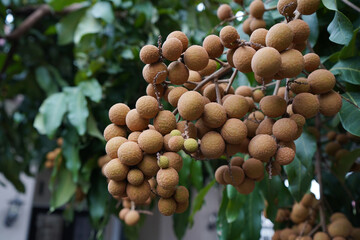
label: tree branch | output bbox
[273,80,281,95]
[342,0,360,13]
[225,69,238,94]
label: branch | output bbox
[252,81,277,90]
[273,80,281,95]
[265,6,277,11]
[214,79,222,104]
[342,0,360,12]
[225,69,238,94]
[341,95,360,110]
[211,13,248,33]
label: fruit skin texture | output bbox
[236,177,255,194]
[154,110,177,135]
[290,203,309,223]
[233,46,256,73]
[108,180,126,196]
[328,218,353,238]
[158,198,177,216]
[126,181,151,204]
[168,61,189,85]
[146,83,164,98]
[125,109,149,132]
[290,77,310,94]
[200,131,226,159]
[223,95,249,118]
[136,96,159,119]
[168,135,185,152]
[275,147,295,165]
[308,69,336,94]
[202,103,227,128]
[174,186,189,203]
[297,0,320,15]
[256,118,275,135]
[287,19,310,44]
[104,124,127,141]
[304,53,320,72]
[250,18,266,32]
[250,0,265,18]
[215,165,228,184]
[217,4,233,21]
[105,136,127,159]
[138,130,164,154]
[127,169,144,186]
[117,141,143,166]
[184,138,198,153]
[142,62,168,84]
[175,200,189,214]
[162,38,183,61]
[168,87,188,107]
[203,35,224,59]
[251,47,282,78]
[140,45,160,64]
[318,90,342,116]
[156,167,179,190]
[223,166,245,185]
[277,0,297,16]
[276,49,304,78]
[177,121,197,139]
[273,118,298,142]
[266,23,294,52]
[221,118,247,144]
[104,158,129,181]
[184,45,209,71]
[109,103,130,126]
[248,134,277,162]
[250,28,268,49]
[124,210,140,226]
[178,91,205,121]
[260,95,287,118]
[119,208,130,220]
[167,31,188,52]
[242,158,264,179]
[220,26,240,48]
[313,232,330,240]
[292,92,320,119]
[137,154,159,178]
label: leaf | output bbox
[35,66,58,95]
[48,0,86,11]
[64,87,89,135]
[225,188,245,223]
[188,179,216,227]
[332,149,360,182]
[173,200,192,240]
[74,8,102,44]
[56,7,87,45]
[91,2,114,23]
[339,28,359,59]
[233,71,251,88]
[322,0,337,10]
[88,172,108,226]
[35,92,67,138]
[217,188,231,240]
[50,167,76,211]
[178,150,192,186]
[302,13,319,47]
[190,160,203,191]
[294,132,317,170]
[331,57,360,85]
[78,78,102,103]
[339,92,360,136]
[327,11,353,45]
[87,113,104,141]
[226,184,238,200]
[62,128,81,182]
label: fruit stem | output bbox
[214,58,226,66]
[225,69,238,94]
[265,6,277,11]
[137,210,154,215]
[273,80,281,96]
[214,79,222,104]
[342,0,360,13]
[284,78,290,103]
[307,223,321,236]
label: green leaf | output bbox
[35,66,58,95]
[56,7,87,45]
[188,179,216,227]
[178,151,192,186]
[302,13,319,47]
[173,200,192,240]
[48,0,86,11]
[339,28,359,59]
[62,128,81,182]
[339,92,360,136]
[332,149,360,182]
[322,0,337,10]
[190,160,203,191]
[233,71,250,88]
[227,184,238,200]
[78,78,102,103]
[217,188,231,240]
[87,112,104,141]
[64,87,89,135]
[50,167,77,211]
[88,172,108,226]
[74,8,102,44]
[35,92,67,138]
[294,132,317,170]
[331,57,360,85]
[91,2,114,23]
[327,11,353,45]
[226,188,245,223]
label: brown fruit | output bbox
[108,180,126,196]
[168,87,188,107]
[308,69,336,94]
[154,110,177,135]
[266,23,293,52]
[328,218,352,238]
[280,229,296,240]
[215,165,228,184]
[243,158,264,179]
[119,208,130,220]
[303,53,320,72]
[104,124,127,141]
[259,95,287,118]
[127,181,151,204]
[176,121,197,139]
[217,4,233,21]
[168,135,185,152]
[223,166,245,185]
[135,96,159,119]
[167,31,188,52]
[178,91,205,120]
[104,158,129,181]
[251,47,282,78]
[128,131,141,142]
[248,134,277,162]
[142,62,168,84]
[242,17,253,35]
[250,28,268,50]
[200,131,226,159]
[297,0,320,15]
[105,136,127,159]
[184,70,202,90]
[138,130,163,154]
[175,200,189,214]
[203,34,224,59]
[250,0,265,18]
[276,49,304,78]
[137,154,159,178]
[125,109,149,132]
[313,232,330,240]
[235,86,253,97]
[109,103,130,126]
[330,212,347,222]
[277,0,297,16]
[290,114,306,127]
[266,161,282,176]
[227,138,249,155]
[231,156,244,167]
[336,134,348,144]
[117,141,143,166]
[221,118,248,144]
[290,77,310,94]
[124,210,140,226]
[325,141,341,156]
[327,131,337,141]
[202,103,227,128]
[158,197,177,216]
[140,45,160,64]
[199,59,217,77]
[250,18,266,32]
[253,89,265,103]
[162,38,183,61]
[275,147,295,165]
[195,118,211,139]
[156,167,179,190]
[127,169,144,186]
[292,92,320,119]
[255,74,273,85]
[156,185,175,198]
[220,26,240,49]
[168,61,189,85]
[174,186,189,203]
[256,118,275,135]
[233,46,256,73]
[236,177,255,194]
[288,19,310,44]
[223,95,249,119]
[318,90,342,116]
[146,83,164,98]
[203,83,224,102]
[184,45,209,71]
[273,118,298,142]
[300,193,315,208]
[227,48,236,67]
[290,203,309,223]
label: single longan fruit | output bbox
[252,89,265,103]
[163,152,183,172]
[203,34,224,59]
[304,53,320,73]
[248,134,277,162]
[336,134,348,144]
[327,131,337,141]
[250,18,266,32]
[168,87,188,107]
[325,141,341,156]
[242,17,253,35]
[127,169,144,186]
[215,165,228,184]
[104,158,129,181]
[119,208,130,220]
[202,103,227,128]
[319,90,342,116]
[184,138,198,153]
[174,186,189,203]
[235,86,253,97]
[168,61,189,85]
[266,23,294,52]
[328,219,353,238]
[146,83,164,98]
[156,185,175,198]
[297,0,320,15]
[126,181,151,204]
[219,26,240,49]
[290,77,310,94]
[250,28,268,49]
[223,166,245,185]
[125,109,149,132]
[140,45,160,64]
[259,95,287,118]
[138,129,163,154]
[273,118,299,142]
[217,4,233,21]
[276,49,304,79]
[128,131,141,142]
[177,121,197,139]
[108,180,126,196]
[236,177,255,194]
[242,158,264,179]
[244,112,263,137]
[202,84,224,102]
[308,69,336,94]
[162,38,183,61]
[221,118,248,144]
[231,156,244,167]
[250,0,265,19]
[200,131,226,159]
[330,212,347,222]
[301,193,315,208]
[154,110,177,135]
[109,103,130,126]
[178,91,205,120]
[124,210,140,226]
[135,96,159,119]
[175,199,189,213]
[104,124,127,141]
[158,198,177,216]
[184,70,202,90]
[275,147,295,165]
[233,46,256,73]
[105,136,127,159]
[137,154,159,178]
[117,141,143,166]
[142,62,168,84]
[288,19,310,44]
[223,95,249,119]
[313,232,330,240]
[292,93,320,119]
[277,0,297,16]
[251,47,282,78]
[290,114,306,127]
[277,86,294,98]
[280,229,296,240]
[199,59,217,77]
[256,118,275,135]
[255,76,274,85]
[290,203,309,223]
[157,167,179,190]
[167,31,188,52]
[184,45,209,71]
[195,118,211,139]
[168,135,185,152]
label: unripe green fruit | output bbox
[158,156,170,169]
[170,129,182,136]
[184,138,198,153]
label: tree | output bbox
[0,0,360,239]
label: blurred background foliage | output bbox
[0,0,360,239]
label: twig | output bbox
[252,81,277,90]
[342,0,360,12]
[215,58,226,66]
[152,70,166,110]
[265,6,277,11]
[284,78,290,103]
[211,13,248,33]
[273,80,281,95]
[225,70,238,94]
[131,201,135,211]
[137,210,154,215]
[214,79,222,104]
[308,223,321,236]
[341,95,360,110]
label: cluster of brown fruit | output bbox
[272,193,360,240]
[44,138,63,168]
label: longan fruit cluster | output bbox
[44,138,63,168]
[242,0,267,35]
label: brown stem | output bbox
[308,223,321,236]
[214,79,222,104]
[215,58,226,66]
[273,80,281,95]
[284,78,290,103]
[225,69,238,94]
[265,6,277,11]
[341,95,360,110]
[342,0,360,12]
[137,210,154,215]
[252,81,277,90]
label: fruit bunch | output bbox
[44,138,63,168]
[272,193,360,240]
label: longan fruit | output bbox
[174,186,189,203]
[221,118,248,144]
[184,45,209,71]
[242,16,253,35]
[168,135,185,152]
[275,147,295,165]
[125,109,149,132]
[290,203,309,223]
[124,210,140,226]
[177,121,197,139]
[156,185,175,198]
[256,118,275,135]
[330,212,347,222]
[276,49,304,79]
[126,181,151,204]
[319,90,342,116]
[255,74,273,85]
[245,112,264,137]
[140,45,160,64]
[105,136,127,159]
[167,31,188,52]
[226,48,236,67]
[235,86,253,97]
[108,180,126,197]
[328,218,352,238]
[162,37,183,61]
[168,87,188,107]
[163,152,183,172]
[202,83,224,102]
[219,83,234,94]
[109,103,130,126]
[251,47,282,78]
[266,23,294,52]
[277,0,297,16]
[119,208,130,220]
[178,91,205,120]
[250,18,266,32]
[127,169,144,186]
[246,97,256,111]
[215,165,228,184]
[128,131,141,142]
[291,41,307,51]
[300,193,315,208]
[138,130,163,154]
[168,61,189,85]
[250,28,268,49]
[202,103,227,128]
[117,141,143,166]
[292,93,320,119]
[198,59,217,77]
[154,110,177,135]
[276,86,294,99]
[297,0,320,15]
[290,114,306,127]
[248,134,277,162]
[290,77,310,94]
[135,96,159,119]
[195,118,211,139]
[308,68,335,93]
[175,200,189,214]
[336,134,348,144]
[219,26,240,49]
[313,232,330,240]
[146,83,164,98]
[259,95,287,118]
[137,154,159,178]
[242,158,264,179]
[142,62,168,84]
[236,177,255,194]
[203,34,224,59]
[327,131,337,141]
[183,70,201,90]
[266,161,281,176]
[273,118,299,142]
[184,138,198,153]
[200,131,226,159]
[104,124,127,141]
[223,95,249,118]
[233,46,256,73]
[280,229,296,240]
[158,197,177,216]
[304,53,320,73]
[252,89,265,103]
[104,158,129,181]
[157,167,179,190]
[223,166,245,185]
[98,155,111,168]
[217,4,233,21]
[288,19,310,44]
[250,0,265,19]
[325,141,341,156]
